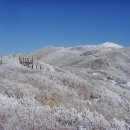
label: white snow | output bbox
[0,43,130,130]
[100,42,123,48]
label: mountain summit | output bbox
[100,42,123,48]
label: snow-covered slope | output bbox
[99,42,123,48]
[1,43,130,130]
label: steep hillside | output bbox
[0,43,130,130]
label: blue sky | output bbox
[0,0,130,55]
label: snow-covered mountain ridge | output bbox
[67,42,123,50]
[99,42,123,48]
[0,42,130,130]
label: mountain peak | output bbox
[100,42,123,48]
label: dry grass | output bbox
[38,93,61,108]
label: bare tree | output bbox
[0,56,2,65]
[40,65,42,70]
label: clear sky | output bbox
[0,0,130,55]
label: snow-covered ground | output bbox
[0,42,130,130]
